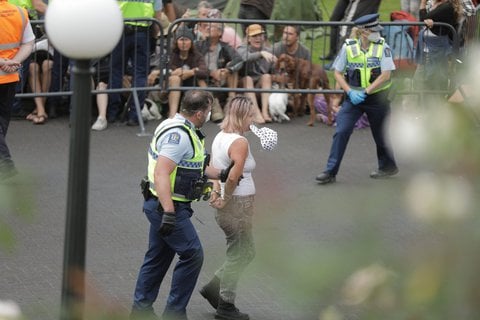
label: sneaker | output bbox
[369,167,399,179]
[92,117,107,131]
[315,172,336,185]
[126,118,140,127]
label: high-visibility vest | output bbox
[7,0,37,19]
[147,118,206,202]
[118,0,154,27]
[345,38,392,94]
[0,1,28,84]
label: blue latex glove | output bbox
[347,89,367,105]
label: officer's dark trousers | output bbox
[325,90,397,176]
[0,82,16,166]
[133,198,204,318]
[108,28,149,122]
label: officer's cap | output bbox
[353,13,383,32]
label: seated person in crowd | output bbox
[237,24,276,123]
[272,25,311,60]
[167,26,208,117]
[207,8,243,49]
[181,0,212,40]
[271,25,312,110]
[195,20,244,122]
[26,37,54,125]
[314,90,369,129]
[91,55,113,131]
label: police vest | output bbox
[8,0,37,19]
[0,2,27,84]
[345,38,391,94]
[118,0,154,27]
[147,118,206,202]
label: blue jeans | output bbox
[325,90,397,175]
[47,50,70,110]
[108,29,149,122]
[132,199,203,317]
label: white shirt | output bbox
[212,131,256,196]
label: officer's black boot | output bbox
[199,275,220,309]
[215,299,249,320]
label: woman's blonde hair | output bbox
[349,26,361,39]
[220,96,255,133]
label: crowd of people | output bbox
[8,0,478,131]
[8,0,336,130]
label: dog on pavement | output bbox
[276,53,333,126]
[268,83,290,123]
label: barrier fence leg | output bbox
[131,88,151,137]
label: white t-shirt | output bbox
[23,22,35,44]
[211,131,256,196]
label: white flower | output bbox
[405,172,473,222]
[0,300,22,319]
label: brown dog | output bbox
[276,53,333,126]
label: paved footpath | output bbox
[1,111,415,320]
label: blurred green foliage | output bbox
[251,51,480,319]
[0,174,34,251]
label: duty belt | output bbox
[124,24,150,34]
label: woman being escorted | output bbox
[201,96,256,320]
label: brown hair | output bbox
[180,90,213,115]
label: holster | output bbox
[140,176,150,201]
[370,67,381,83]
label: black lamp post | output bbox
[44,1,123,319]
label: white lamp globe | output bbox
[45,0,123,59]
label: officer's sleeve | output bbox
[381,43,396,72]
[331,45,347,72]
[157,129,194,164]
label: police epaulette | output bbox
[345,39,357,45]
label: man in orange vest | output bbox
[0,0,35,180]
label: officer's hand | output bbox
[159,212,176,236]
[347,89,366,105]
[219,161,235,182]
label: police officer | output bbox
[131,90,232,320]
[0,0,35,180]
[108,0,163,126]
[316,13,398,185]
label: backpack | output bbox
[390,10,420,45]
[382,25,417,73]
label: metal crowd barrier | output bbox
[16,16,473,133]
